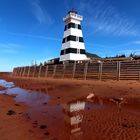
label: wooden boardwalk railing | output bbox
[13,60,140,81]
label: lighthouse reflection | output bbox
[62,99,85,140]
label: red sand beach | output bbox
[0,76,140,140]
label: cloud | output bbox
[132,41,140,45]
[0,43,22,53]
[76,0,139,36]
[6,31,61,41]
[31,0,53,24]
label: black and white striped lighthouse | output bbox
[60,10,87,62]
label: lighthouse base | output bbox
[60,53,88,62]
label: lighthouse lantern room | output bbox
[60,10,87,62]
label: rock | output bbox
[40,125,47,129]
[44,132,50,136]
[6,110,16,115]
[86,93,95,99]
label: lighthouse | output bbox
[60,10,87,62]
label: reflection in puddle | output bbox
[0,79,14,88]
[62,100,85,139]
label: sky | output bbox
[0,0,140,71]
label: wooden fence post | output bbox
[16,68,19,76]
[18,68,21,76]
[72,62,76,79]
[84,62,88,80]
[99,62,103,80]
[20,67,23,76]
[13,68,15,76]
[117,61,121,81]
[38,65,42,78]
[53,65,57,78]
[139,71,140,81]
[63,63,66,78]
[17,68,19,76]
[27,66,31,77]
[45,65,48,77]
[14,68,17,76]
[22,67,26,77]
[33,66,36,77]
[12,68,15,76]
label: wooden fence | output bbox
[12,61,140,80]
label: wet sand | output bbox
[0,76,140,140]
[0,94,40,140]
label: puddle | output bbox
[0,79,15,88]
[0,79,140,140]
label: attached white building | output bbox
[60,10,88,62]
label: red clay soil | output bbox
[0,86,6,90]
[0,94,51,140]
[0,76,140,140]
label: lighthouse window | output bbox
[68,23,75,28]
[66,48,70,54]
[64,26,66,31]
[69,35,76,41]
[70,48,77,53]
[64,23,81,31]
[62,38,65,43]
[60,50,64,55]
[67,36,70,41]
[80,49,86,54]
[79,37,84,42]
[66,48,77,54]
[78,25,81,29]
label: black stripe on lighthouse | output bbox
[64,23,81,31]
[62,35,84,43]
[60,48,86,55]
